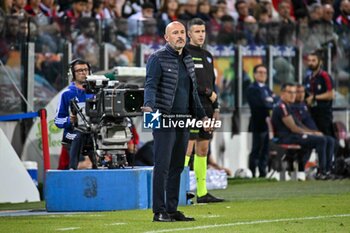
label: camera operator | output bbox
[55,59,94,170]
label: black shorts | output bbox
[189,127,213,140]
[190,106,214,140]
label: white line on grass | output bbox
[105,222,127,226]
[56,227,81,231]
[198,215,221,218]
[144,214,350,233]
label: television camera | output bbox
[70,71,144,169]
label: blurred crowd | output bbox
[0,0,349,111]
[1,0,349,59]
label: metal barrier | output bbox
[0,110,51,172]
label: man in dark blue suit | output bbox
[247,64,277,177]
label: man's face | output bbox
[85,21,96,38]
[282,85,297,104]
[143,19,157,35]
[310,6,323,21]
[186,0,198,15]
[307,55,321,71]
[278,2,291,19]
[295,86,305,102]
[188,24,205,47]
[15,0,27,8]
[167,0,178,11]
[107,0,115,8]
[322,5,334,22]
[7,18,19,36]
[116,19,128,32]
[142,8,154,18]
[19,20,28,36]
[73,1,87,13]
[217,2,227,13]
[164,22,186,51]
[254,66,267,84]
[341,1,350,16]
[73,64,89,84]
[29,0,39,6]
[85,0,93,11]
[237,2,249,17]
[199,1,210,14]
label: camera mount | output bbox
[71,74,144,169]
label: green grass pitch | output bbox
[1,179,349,233]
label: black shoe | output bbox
[197,193,224,203]
[315,173,327,180]
[168,211,195,221]
[186,192,195,200]
[325,172,336,180]
[153,212,174,222]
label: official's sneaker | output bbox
[197,193,224,203]
[153,212,174,222]
[315,173,327,180]
[325,172,336,180]
[168,211,195,221]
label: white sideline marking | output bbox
[144,214,350,233]
[199,215,221,218]
[49,214,102,218]
[105,222,127,226]
[56,227,81,231]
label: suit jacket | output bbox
[144,43,206,119]
[247,81,275,132]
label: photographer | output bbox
[55,59,94,170]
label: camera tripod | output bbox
[70,99,131,169]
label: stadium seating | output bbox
[266,117,302,181]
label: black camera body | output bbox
[85,88,144,122]
[84,75,144,120]
[72,75,144,168]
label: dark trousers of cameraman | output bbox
[67,131,86,169]
[152,127,189,214]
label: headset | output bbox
[68,59,92,81]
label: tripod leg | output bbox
[89,134,98,169]
[126,152,135,168]
[88,152,98,169]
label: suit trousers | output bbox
[152,127,189,213]
[249,131,269,177]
